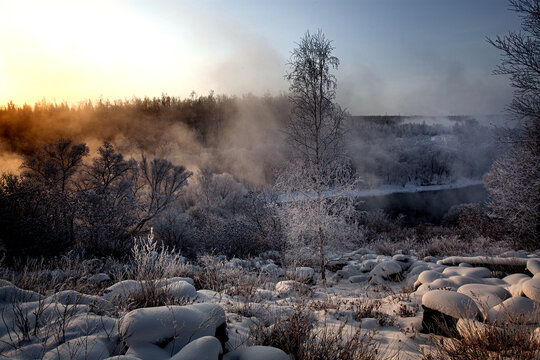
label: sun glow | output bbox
[0,0,193,105]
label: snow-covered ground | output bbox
[1,248,539,359]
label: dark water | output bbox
[355,184,488,226]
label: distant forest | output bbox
[0,94,508,187]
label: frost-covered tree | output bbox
[277,30,357,281]
[485,0,540,248]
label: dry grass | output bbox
[421,319,540,360]
[249,301,380,360]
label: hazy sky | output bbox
[0,0,521,115]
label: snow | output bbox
[3,251,540,359]
[169,336,222,360]
[488,296,540,325]
[119,303,226,352]
[522,274,540,301]
[527,259,540,275]
[422,290,481,319]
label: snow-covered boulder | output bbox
[103,280,142,301]
[119,303,226,354]
[393,254,413,270]
[421,290,481,336]
[45,290,113,311]
[422,290,481,320]
[369,260,403,283]
[170,336,222,360]
[43,335,110,360]
[457,284,511,312]
[125,343,169,360]
[224,346,289,360]
[527,259,540,275]
[275,280,308,296]
[0,285,42,303]
[88,273,111,286]
[414,270,444,289]
[488,296,540,325]
[161,280,197,299]
[522,275,540,301]
[260,263,284,277]
[503,273,531,297]
[295,267,315,284]
[349,275,369,283]
[442,266,491,279]
[417,278,456,293]
[359,260,379,273]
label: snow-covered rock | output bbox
[414,270,444,289]
[170,336,222,360]
[369,260,403,283]
[88,273,111,286]
[349,275,369,283]
[503,273,531,297]
[522,275,540,301]
[125,342,169,360]
[0,285,42,303]
[527,259,540,275]
[43,335,110,360]
[488,296,540,325]
[295,267,315,284]
[457,284,511,312]
[103,280,142,301]
[119,303,226,354]
[442,266,491,279]
[162,280,197,299]
[422,290,480,320]
[275,280,308,296]
[224,346,289,360]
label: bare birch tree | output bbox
[277,30,357,282]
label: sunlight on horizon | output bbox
[0,1,205,106]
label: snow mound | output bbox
[224,346,289,360]
[43,335,109,360]
[294,267,315,284]
[414,270,444,289]
[369,260,403,283]
[119,303,226,354]
[503,273,531,297]
[422,290,480,320]
[487,296,540,325]
[0,285,42,303]
[125,343,169,360]
[442,266,491,279]
[527,259,540,275]
[275,280,308,296]
[161,280,197,299]
[457,284,511,313]
[522,275,540,301]
[170,336,222,360]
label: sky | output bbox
[0,0,522,115]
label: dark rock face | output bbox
[421,305,460,337]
